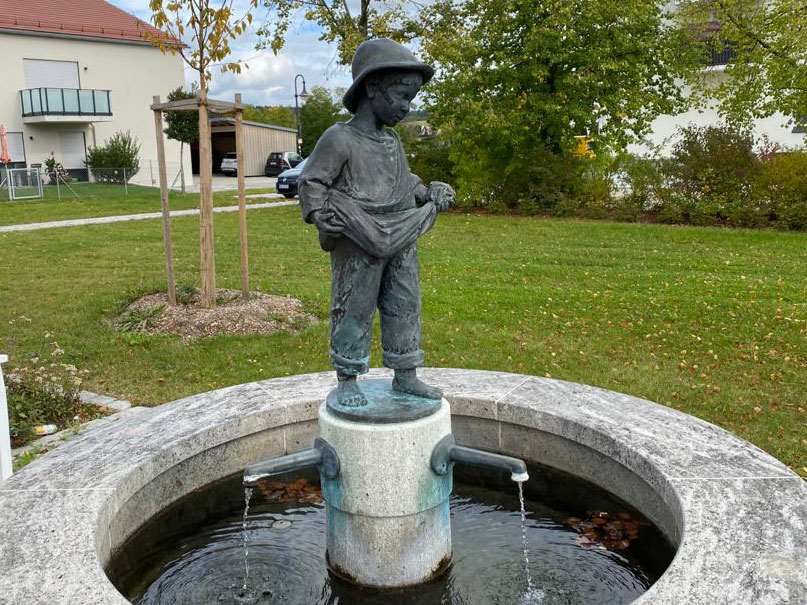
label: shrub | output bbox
[754,151,807,230]
[443,132,588,214]
[85,131,141,183]
[780,201,807,231]
[576,166,613,219]
[613,154,670,213]
[500,150,587,215]
[664,124,760,226]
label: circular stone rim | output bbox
[0,368,805,605]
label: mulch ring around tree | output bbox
[114,289,318,341]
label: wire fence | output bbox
[1,161,190,201]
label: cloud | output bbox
[106,1,353,105]
[196,25,353,105]
[204,51,295,102]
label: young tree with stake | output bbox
[146,0,259,308]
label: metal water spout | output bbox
[243,438,340,487]
[431,435,529,483]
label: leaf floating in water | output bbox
[255,479,323,504]
[566,510,647,551]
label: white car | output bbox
[220,152,237,176]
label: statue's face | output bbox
[368,71,422,127]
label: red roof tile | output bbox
[0,0,178,45]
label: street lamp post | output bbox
[294,74,311,156]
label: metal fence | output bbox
[1,162,189,201]
[0,167,44,201]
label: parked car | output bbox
[265,151,303,176]
[220,152,238,176]
[275,158,308,198]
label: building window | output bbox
[4,132,26,165]
[23,59,80,89]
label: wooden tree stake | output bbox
[197,89,217,308]
[235,93,250,299]
[152,95,177,305]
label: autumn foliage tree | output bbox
[146,0,259,307]
[148,0,259,90]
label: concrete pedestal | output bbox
[318,398,453,587]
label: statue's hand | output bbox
[428,182,455,212]
[311,209,344,234]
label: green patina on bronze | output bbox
[299,38,455,417]
[325,378,443,423]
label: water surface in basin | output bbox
[108,465,674,604]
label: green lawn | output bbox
[1,209,805,475]
[0,183,277,226]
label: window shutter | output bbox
[23,59,80,89]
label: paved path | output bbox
[0,199,297,233]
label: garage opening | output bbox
[189,118,297,176]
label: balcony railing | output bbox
[20,88,112,118]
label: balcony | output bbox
[20,88,112,123]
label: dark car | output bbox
[275,158,308,198]
[265,151,303,176]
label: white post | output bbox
[0,355,12,481]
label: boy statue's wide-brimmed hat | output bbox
[342,38,434,113]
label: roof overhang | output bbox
[0,27,179,47]
[24,115,112,124]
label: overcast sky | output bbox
[107,0,354,106]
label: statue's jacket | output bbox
[299,122,436,259]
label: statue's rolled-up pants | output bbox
[329,237,425,375]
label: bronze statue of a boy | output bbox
[299,38,454,408]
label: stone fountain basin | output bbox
[1,368,805,604]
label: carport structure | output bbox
[207,118,297,176]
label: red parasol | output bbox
[0,125,11,164]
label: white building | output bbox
[637,75,805,155]
[635,17,805,154]
[0,0,191,186]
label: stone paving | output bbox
[0,199,297,233]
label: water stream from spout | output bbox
[517,481,545,604]
[242,487,253,592]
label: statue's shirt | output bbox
[299,121,436,259]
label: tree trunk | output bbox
[359,0,370,37]
[198,89,217,309]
